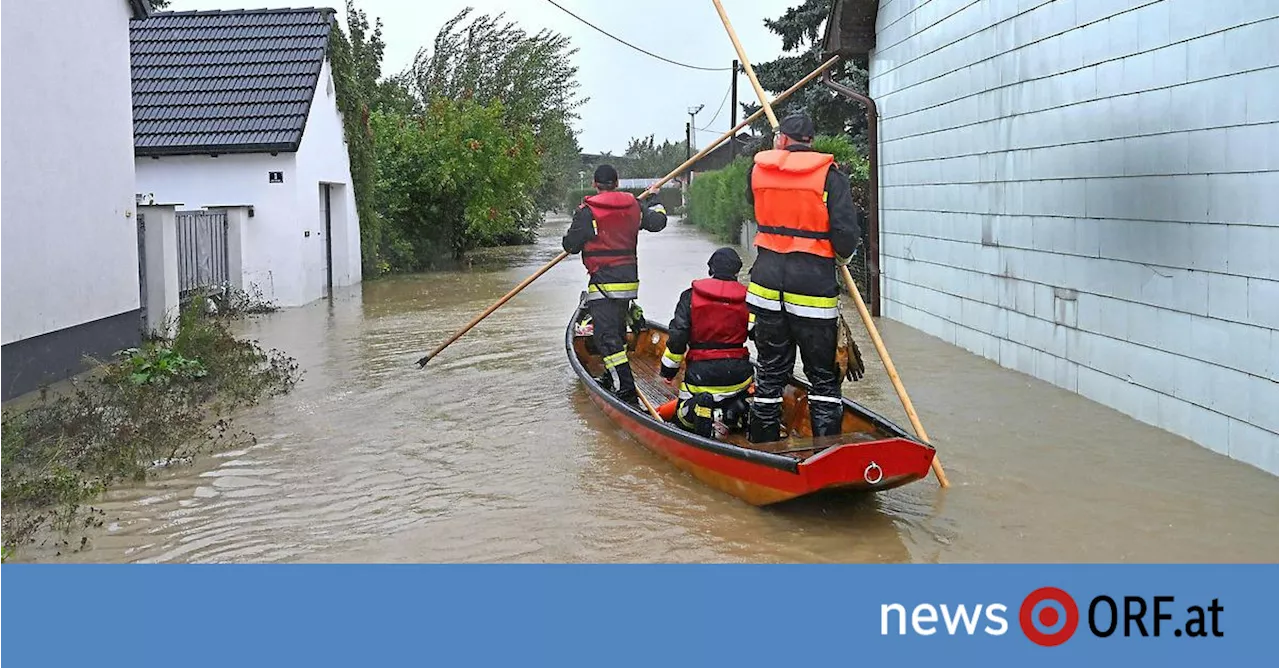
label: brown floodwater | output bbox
[18,218,1278,563]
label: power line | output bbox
[544,0,732,72]
[697,83,733,131]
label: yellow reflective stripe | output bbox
[748,312,756,324]
[588,282,640,293]
[681,377,753,396]
[694,405,713,418]
[603,351,629,368]
[677,404,695,428]
[781,293,838,308]
[591,218,598,233]
[747,282,780,301]
[822,191,829,203]
[661,348,685,369]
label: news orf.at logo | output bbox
[1019,587,1079,646]
[880,588,1224,645]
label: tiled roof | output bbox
[131,8,335,155]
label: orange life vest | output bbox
[750,150,835,258]
[687,278,749,363]
[580,191,641,274]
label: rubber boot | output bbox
[809,400,844,438]
[748,399,783,443]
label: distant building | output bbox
[1,0,153,399]
[829,0,1279,473]
[131,8,362,307]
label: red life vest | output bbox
[687,278,750,362]
[580,191,641,274]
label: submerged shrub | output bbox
[0,305,300,555]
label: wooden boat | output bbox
[567,297,938,506]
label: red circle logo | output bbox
[1020,587,1079,646]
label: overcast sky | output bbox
[161,0,797,154]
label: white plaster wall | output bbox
[1,0,140,343]
[134,153,307,306]
[870,0,1279,473]
[294,58,362,297]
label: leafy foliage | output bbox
[330,4,586,272]
[747,0,871,152]
[371,101,542,267]
[1,305,300,556]
[686,158,753,242]
[622,134,688,179]
[407,9,585,213]
[116,347,206,386]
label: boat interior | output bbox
[570,318,908,461]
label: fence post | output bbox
[206,205,250,291]
[137,204,182,338]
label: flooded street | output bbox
[23,219,1278,563]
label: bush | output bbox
[370,101,543,269]
[563,187,682,215]
[0,305,301,556]
[686,158,753,242]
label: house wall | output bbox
[0,0,142,398]
[135,152,304,306]
[293,58,362,296]
[870,0,1279,473]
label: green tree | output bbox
[746,0,869,151]
[622,135,688,179]
[408,10,585,211]
[371,100,542,266]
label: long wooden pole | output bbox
[416,251,569,367]
[711,0,777,129]
[635,387,664,421]
[416,56,842,367]
[841,266,950,487]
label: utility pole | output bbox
[730,59,739,159]
[687,104,704,152]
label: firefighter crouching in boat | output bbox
[659,248,753,438]
[745,112,861,443]
[563,164,668,406]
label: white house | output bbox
[1,0,153,400]
[830,0,1278,473]
[131,7,361,308]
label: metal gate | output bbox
[176,210,229,300]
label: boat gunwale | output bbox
[564,299,933,475]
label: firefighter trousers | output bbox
[748,309,843,441]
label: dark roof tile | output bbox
[130,8,335,155]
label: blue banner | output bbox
[4,565,1276,666]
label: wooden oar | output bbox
[416,251,569,367]
[414,56,842,368]
[635,387,665,422]
[710,2,950,488]
[710,0,777,129]
[840,266,949,487]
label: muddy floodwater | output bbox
[21,218,1278,563]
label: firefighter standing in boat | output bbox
[659,248,753,438]
[745,112,861,443]
[563,164,668,405]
